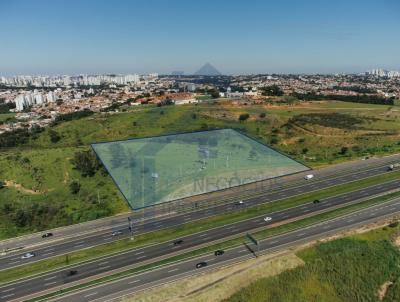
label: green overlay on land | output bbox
[92,129,309,209]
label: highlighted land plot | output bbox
[92,129,309,210]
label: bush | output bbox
[238,113,250,121]
[69,181,81,194]
[259,112,266,118]
[389,221,399,228]
[71,151,100,177]
[48,130,61,143]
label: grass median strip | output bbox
[2,171,400,285]
[29,190,400,302]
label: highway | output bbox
[1,178,399,301]
[36,198,400,301]
[1,153,400,255]
[0,160,399,270]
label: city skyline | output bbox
[0,0,399,75]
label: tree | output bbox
[238,113,250,121]
[48,130,61,143]
[0,180,5,189]
[259,112,266,118]
[262,85,284,96]
[339,146,349,155]
[69,181,81,194]
[71,151,100,177]
[210,90,220,99]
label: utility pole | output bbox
[128,216,134,240]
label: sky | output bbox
[0,0,399,75]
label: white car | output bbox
[304,174,314,180]
[21,252,35,259]
[264,216,272,222]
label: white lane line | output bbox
[44,276,57,281]
[136,255,146,259]
[1,293,15,298]
[99,265,110,270]
[98,261,109,266]
[296,233,306,237]
[128,279,141,284]
[42,252,54,257]
[198,233,208,237]
[167,268,179,273]
[135,251,145,255]
[9,261,20,265]
[237,249,247,253]
[84,292,98,298]
[269,240,279,244]
[44,281,57,286]
[2,288,15,293]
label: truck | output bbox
[388,163,400,171]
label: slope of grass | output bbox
[224,223,400,302]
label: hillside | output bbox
[0,100,400,238]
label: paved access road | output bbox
[49,198,400,302]
[0,161,398,271]
[1,153,400,255]
[1,178,400,302]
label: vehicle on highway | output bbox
[67,270,78,277]
[388,163,400,171]
[313,199,320,204]
[111,230,123,236]
[304,174,314,180]
[235,200,244,205]
[196,261,208,268]
[214,250,224,256]
[21,252,35,259]
[173,239,184,245]
[264,216,272,222]
[41,232,53,238]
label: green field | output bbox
[92,129,308,209]
[1,100,400,237]
[225,223,400,302]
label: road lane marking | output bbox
[128,279,141,284]
[136,255,146,259]
[198,233,208,237]
[237,249,247,253]
[2,288,14,292]
[135,251,145,255]
[44,281,57,286]
[167,268,179,273]
[44,276,57,281]
[98,261,109,266]
[42,252,54,257]
[1,293,15,298]
[84,292,98,298]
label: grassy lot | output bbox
[1,100,400,237]
[4,171,400,285]
[225,220,400,302]
[0,113,16,123]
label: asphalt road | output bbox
[1,178,400,301]
[47,198,400,302]
[0,162,399,271]
[2,153,400,254]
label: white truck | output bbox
[388,163,400,171]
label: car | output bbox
[67,270,78,277]
[196,261,208,268]
[41,232,53,238]
[214,250,224,256]
[173,239,184,245]
[21,252,35,259]
[313,199,320,204]
[235,200,244,205]
[264,216,272,222]
[304,174,314,180]
[111,230,123,236]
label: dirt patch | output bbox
[4,180,44,195]
[377,281,393,301]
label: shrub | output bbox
[239,113,250,121]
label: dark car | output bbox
[313,199,320,204]
[173,239,184,245]
[67,270,78,277]
[196,262,207,268]
[214,250,224,256]
[41,232,53,238]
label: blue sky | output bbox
[0,0,399,75]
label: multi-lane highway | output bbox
[2,153,400,256]
[0,160,399,270]
[1,177,400,301]
[28,198,400,302]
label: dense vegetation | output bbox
[286,113,365,130]
[225,225,400,302]
[292,92,394,105]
